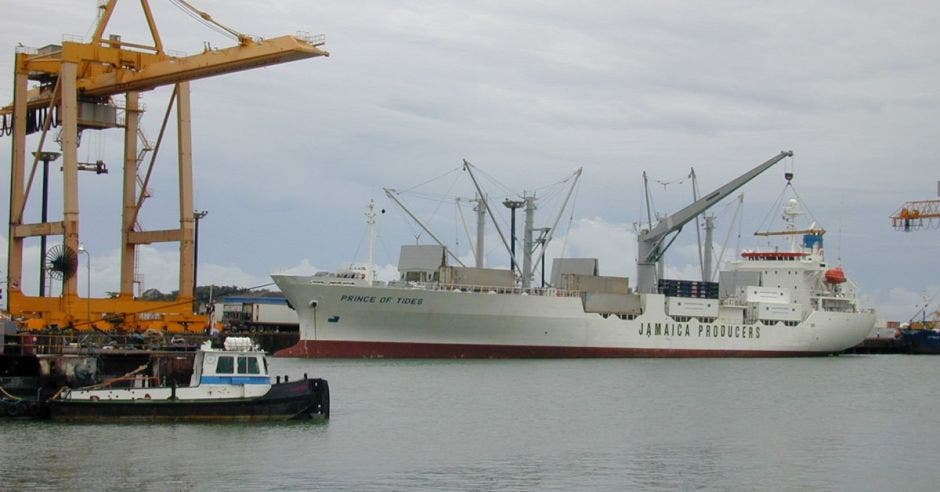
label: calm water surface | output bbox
[1,355,938,490]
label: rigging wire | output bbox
[785,185,823,229]
[753,184,791,238]
[399,166,461,193]
[528,171,580,195]
[169,0,241,42]
[350,220,367,265]
[470,165,515,198]
[423,172,462,231]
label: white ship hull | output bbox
[272,276,875,358]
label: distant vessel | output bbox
[901,329,940,354]
[45,338,329,422]
[273,152,875,358]
[899,302,940,354]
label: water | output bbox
[2,355,939,490]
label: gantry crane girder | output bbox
[2,35,326,115]
[890,200,940,231]
[4,0,328,332]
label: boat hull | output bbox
[901,329,940,354]
[46,378,329,422]
[272,277,875,359]
[276,339,838,358]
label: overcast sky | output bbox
[2,1,938,322]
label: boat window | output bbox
[216,356,235,374]
[238,356,261,374]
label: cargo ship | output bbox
[273,152,875,358]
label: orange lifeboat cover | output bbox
[825,267,847,284]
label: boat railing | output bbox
[0,331,209,356]
[77,374,163,390]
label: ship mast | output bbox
[522,195,536,288]
[463,160,520,277]
[702,214,715,282]
[529,167,582,286]
[474,194,486,268]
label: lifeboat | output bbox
[824,267,847,284]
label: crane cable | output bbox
[169,0,250,44]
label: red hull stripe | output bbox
[274,340,833,358]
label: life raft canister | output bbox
[824,267,847,284]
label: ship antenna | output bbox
[366,199,376,286]
[837,194,844,265]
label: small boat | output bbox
[44,337,329,422]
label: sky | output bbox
[1,0,938,322]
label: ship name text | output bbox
[639,322,760,339]
[340,294,424,305]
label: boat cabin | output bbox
[189,337,270,387]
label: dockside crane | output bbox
[636,151,793,294]
[2,1,328,331]
[890,182,940,231]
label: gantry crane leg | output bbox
[120,91,140,298]
[7,69,27,291]
[176,81,195,301]
[60,61,80,298]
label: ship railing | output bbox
[431,283,581,297]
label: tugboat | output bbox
[45,337,329,422]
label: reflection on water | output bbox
[2,356,938,490]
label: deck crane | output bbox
[636,151,793,294]
[890,182,940,231]
[2,1,328,331]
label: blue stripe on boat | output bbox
[201,376,270,385]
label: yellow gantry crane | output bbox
[2,0,328,331]
[890,181,940,232]
[891,200,940,231]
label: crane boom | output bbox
[636,150,793,293]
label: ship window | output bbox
[216,356,234,374]
[237,356,261,374]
